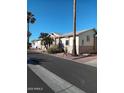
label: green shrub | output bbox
[47,45,64,54]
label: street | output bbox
[27,52,97,93]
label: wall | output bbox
[31,41,38,48]
[79,30,96,54]
[31,40,41,49]
[60,36,79,55]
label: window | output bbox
[87,35,90,42]
[82,40,84,45]
[66,40,69,45]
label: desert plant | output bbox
[47,45,64,54]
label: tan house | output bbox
[55,28,97,55]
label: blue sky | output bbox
[28,0,97,42]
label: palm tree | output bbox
[72,0,77,56]
[27,11,36,48]
[39,33,54,49]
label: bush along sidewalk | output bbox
[47,45,64,54]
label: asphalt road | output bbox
[27,67,54,93]
[27,52,97,93]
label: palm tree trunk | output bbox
[93,33,97,53]
[72,0,77,56]
[27,22,29,49]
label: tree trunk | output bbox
[93,32,97,54]
[72,0,77,56]
[27,22,29,49]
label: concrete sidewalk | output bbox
[83,59,97,67]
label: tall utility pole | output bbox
[72,0,77,56]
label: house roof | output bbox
[31,28,97,42]
[31,33,61,43]
[50,32,61,38]
[58,28,97,38]
[31,39,40,42]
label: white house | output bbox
[31,29,97,55]
[31,39,41,49]
[55,28,97,55]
